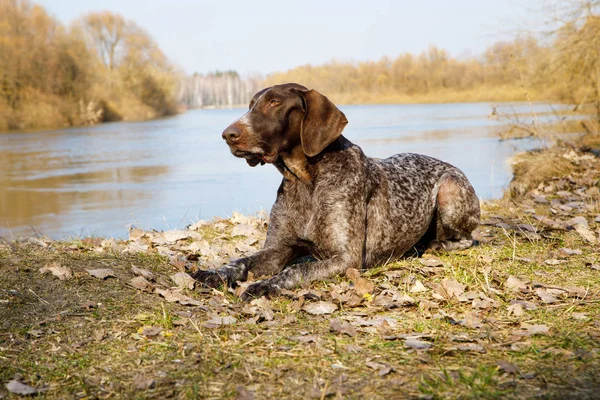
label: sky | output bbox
[37,0,548,76]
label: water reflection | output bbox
[0,102,558,239]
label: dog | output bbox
[192,83,480,300]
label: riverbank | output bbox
[1,144,600,398]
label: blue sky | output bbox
[38,0,547,75]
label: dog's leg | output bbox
[192,245,298,288]
[429,173,480,251]
[240,255,358,300]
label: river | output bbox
[0,102,558,239]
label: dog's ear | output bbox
[249,87,270,109]
[296,89,348,157]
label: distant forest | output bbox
[1,0,599,130]
[178,71,262,109]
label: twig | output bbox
[28,288,49,304]
[188,317,203,337]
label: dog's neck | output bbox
[276,145,312,184]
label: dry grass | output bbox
[507,150,578,197]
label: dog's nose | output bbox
[222,126,241,142]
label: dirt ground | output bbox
[1,146,600,399]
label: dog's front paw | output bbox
[241,280,281,301]
[191,269,226,288]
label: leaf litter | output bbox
[4,148,600,398]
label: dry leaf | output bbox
[558,247,582,256]
[544,259,566,265]
[346,268,375,296]
[131,265,155,281]
[419,258,444,267]
[433,279,466,301]
[455,343,486,353]
[520,323,550,336]
[87,268,115,280]
[507,303,525,317]
[505,276,528,291]
[231,223,256,237]
[510,299,538,310]
[141,326,162,337]
[203,315,236,328]
[5,380,47,395]
[459,311,483,329]
[155,288,201,306]
[575,224,597,244]
[133,376,156,390]
[93,329,106,342]
[330,319,357,337]
[404,338,433,350]
[303,301,338,315]
[128,276,155,292]
[366,360,394,376]
[535,288,561,304]
[170,272,195,289]
[39,261,72,280]
[410,280,428,293]
[497,360,518,374]
[250,297,274,321]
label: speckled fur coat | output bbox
[193,83,480,300]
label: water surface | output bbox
[0,102,557,239]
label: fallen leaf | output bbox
[558,247,583,257]
[39,261,72,280]
[303,301,338,315]
[455,343,486,353]
[155,288,201,306]
[26,329,43,338]
[330,319,357,337]
[433,279,466,301]
[544,259,566,265]
[86,268,115,280]
[572,312,588,320]
[404,338,433,350]
[366,360,394,376]
[93,329,106,342]
[505,276,528,291]
[231,223,256,237]
[520,323,550,336]
[290,334,319,343]
[535,288,561,304]
[133,376,156,390]
[346,268,375,296]
[409,280,428,293]
[141,326,162,337]
[203,315,237,328]
[459,311,483,329]
[131,265,155,281]
[250,297,274,321]
[235,384,255,400]
[419,258,444,267]
[170,272,195,289]
[496,360,518,375]
[510,299,538,310]
[128,276,155,292]
[575,224,597,244]
[123,240,149,253]
[507,303,525,317]
[5,380,47,395]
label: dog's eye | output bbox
[269,99,281,107]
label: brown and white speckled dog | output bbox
[192,83,480,300]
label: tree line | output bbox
[265,1,600,125]
[1,0,599,131]
[0,0,179,130]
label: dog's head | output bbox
[222,83,348,166]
